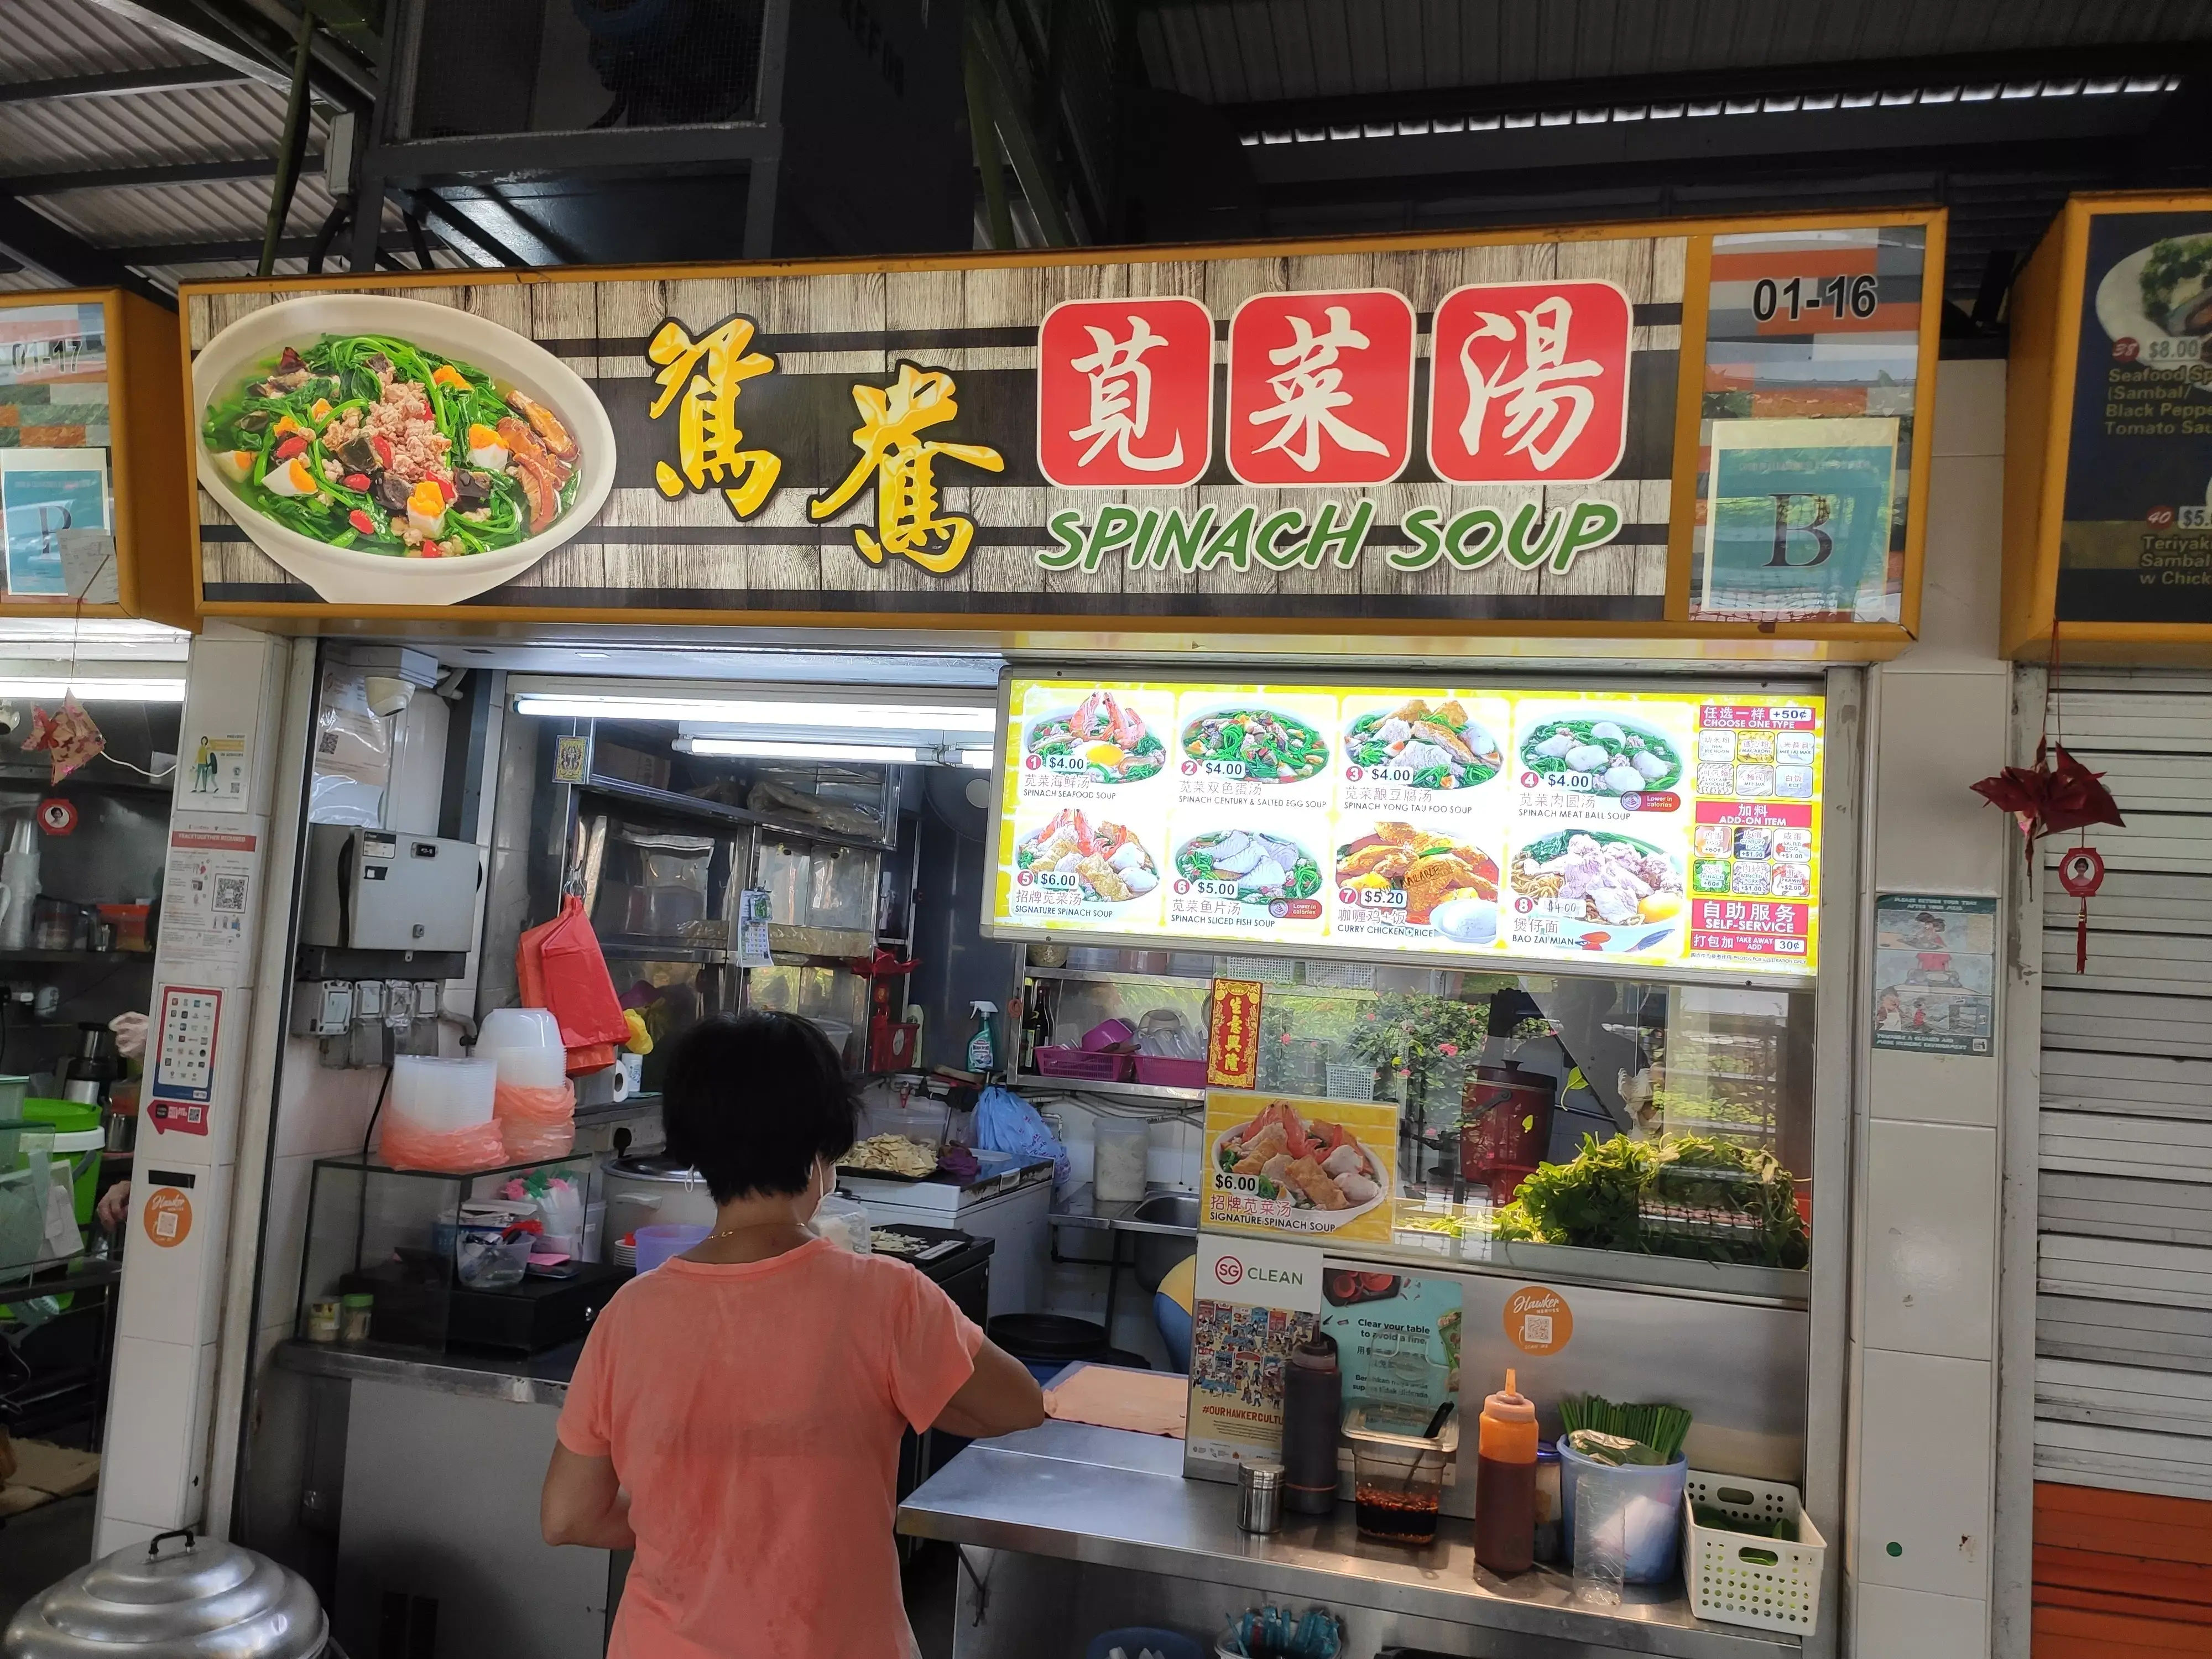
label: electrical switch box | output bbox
[300,826,481,954]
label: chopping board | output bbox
[1044,1362,1187,1439]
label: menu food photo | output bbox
[991,678,1825,978]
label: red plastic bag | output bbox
[517,896,626,1076]
[379,1112,509,1173]
[495,1079,577,1160]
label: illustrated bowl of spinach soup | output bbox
[1180,707,1330,783]
[194,295,615,604]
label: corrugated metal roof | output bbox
[0,85,315,174]
[0,0,206,80]
[1139,0,2212,105]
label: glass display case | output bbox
[296,1152,608,1354]
[1019,946,1814,1295]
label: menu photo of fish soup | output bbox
[1164,807,1329,945]
[1338,691,1510,818]
[1172,691,1339,813]
[1510,697,1693,825]
[1332,815,1504,951]
[1003,803,1167,930]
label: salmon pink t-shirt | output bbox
[556,1237,982,1658]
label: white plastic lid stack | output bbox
[391,1055,497,1130]
[478,1006,568,1089]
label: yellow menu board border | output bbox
[985,675,1825,983]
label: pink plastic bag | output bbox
[378,1113,509,1173]
[495,1079,577,1161]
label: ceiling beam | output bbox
[1214,43,2204,137]
[105,231,429,267]
[1244,88,2166,191]
[1,155,320,195]
[0,65,250,103]
[0,193,168,302]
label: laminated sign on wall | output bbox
[1186,1235,1322,1465]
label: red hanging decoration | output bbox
[2056,846,2106,974]
[22,696,105,784]
[1969,737,2125,878]
[1970,624,2124,973]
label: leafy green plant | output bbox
[1490,1131,1807,1269]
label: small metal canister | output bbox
[1237,1461,1285,1535]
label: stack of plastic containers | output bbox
[479,1008,577,1160]
[378,1056,503,1171]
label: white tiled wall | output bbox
[1847,358,2008,1658]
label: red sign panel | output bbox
[1427,279,1632,484]
[1206,978,1262,1089]
[1690,898,1812,958]
[1036,296,1214,488]
[1225,289,1415,487]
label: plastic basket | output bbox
[1036,1046,1133,1082]
[1683,1470,1827,1636]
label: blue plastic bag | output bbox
[973,1085,1071,1188]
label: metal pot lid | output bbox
[602,1153,704,1184]
[3,1530,327,1659]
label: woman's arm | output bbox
[540,1443,636,1550]
[931,1337,1046,1439]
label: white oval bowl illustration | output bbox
[193,294,615,606]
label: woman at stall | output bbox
[540,1010,1044,1658]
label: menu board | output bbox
[989,678,1824,978]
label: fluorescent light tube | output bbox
[0,678,188,702]
[676,737,922,764]
[512,693,994,731]
[957,749,996,770]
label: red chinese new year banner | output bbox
[1207,979,1263,1088]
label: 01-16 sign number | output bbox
[1751,273,1880,323]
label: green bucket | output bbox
[17,1098,102,1227]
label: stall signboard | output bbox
[0,290,193,623]
[181,211,1939,640]
[2006,194,2212,655]
[988,677,1825,979]
[1203,1091,1401,1246]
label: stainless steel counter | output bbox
[898,1420,1801,1659]
[276,1337,581,1405]
[1049,1182,1201,1237]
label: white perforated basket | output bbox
[1683,1471,1827,1636]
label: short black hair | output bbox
[660,1012,858,1203]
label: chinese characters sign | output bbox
[1037,297,1212,487]
[1206,978,1262,1087]
[186,217,1938,625]
[1428,280,1632,483]
[990,677,1826,979]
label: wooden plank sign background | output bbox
[183,216,1935,635]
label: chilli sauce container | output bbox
[1343,1401,1459,1545]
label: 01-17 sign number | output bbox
[1751,273,1880,324]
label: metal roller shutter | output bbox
[2034,669,2212,1503]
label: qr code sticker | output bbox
[1521,1313,1553,1347]
[213,875,248,913]
[317,731,339,755]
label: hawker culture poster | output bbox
[989,677,1825,978]
[2058,209,2212,623]
[1186,1235,1323,1465]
